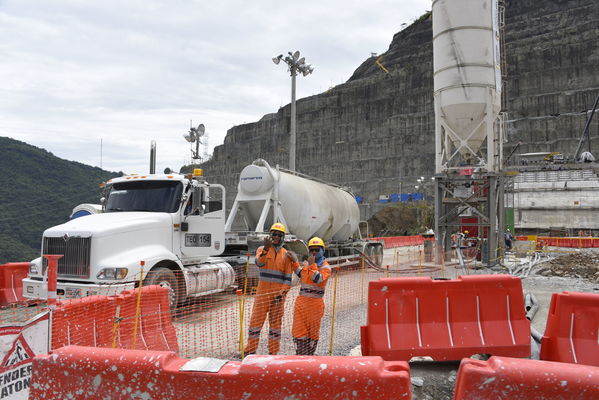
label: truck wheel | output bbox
[144,267,180,308]
[366,244,384,267]
[375,244,384,266]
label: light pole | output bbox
[273,51,314,172]
[183,122,205,165]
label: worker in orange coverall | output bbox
[292,237,332,355]
[245,222,299,355]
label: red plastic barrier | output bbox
[0,262,29,305]
[360,275,530,361]
[52,294,115,349]
[51,285,178,352]
[370,236,424,249]
[514,236,599,249]
[453,356,599,399]
[540,291,599,366]
[115,286,179,351]
[30,346,412,400]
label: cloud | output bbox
[0,0,430,173]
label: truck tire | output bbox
[366,243,384,267]
[375,244,384,266]
[144,267,181,308]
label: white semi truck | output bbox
[24,170,235,306]
[23,160,382,306]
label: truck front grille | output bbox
[42,236,91,278]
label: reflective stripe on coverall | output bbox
[246,245,298,355]
[291,260,331,355]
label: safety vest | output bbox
[255,246,295,287]
[295,261,331,299]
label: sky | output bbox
[0,0,430,174]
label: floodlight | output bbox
[183,134,194,143]
[198,124,205,135]
[272,49,314,172]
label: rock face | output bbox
[200,0,599,208]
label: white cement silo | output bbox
[433,0,502,171]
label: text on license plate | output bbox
[185,233,212,247]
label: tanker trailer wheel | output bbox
[144,267,181,309]
[375,244,384,267]
[366,243,384,267]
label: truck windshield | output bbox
[105,181,183,213]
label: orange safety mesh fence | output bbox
[9,245,497,359]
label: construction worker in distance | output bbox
[245,222,299,355]
[504,228,514,251]
[291,237,332,355]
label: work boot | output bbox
[294,338,310,355]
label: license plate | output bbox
[185,233,211,247]
[65,288,82,298]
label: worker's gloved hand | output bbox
[307,255,315,265]
[286,251,298,263]
[263,236,272,251]
[273,290,288,304]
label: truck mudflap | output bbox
[22,278,134,300]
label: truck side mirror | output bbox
[192,186,203,215]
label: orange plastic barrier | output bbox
[360,275,530,361]
[515,236,599,248]
[30,346,412,400]
[0,262,29,305]
[370,236,424,249]
[453,356,599,399]
[540,291,599,366]
[115,286,178,351]
[51,285,178,352]
[51,294,115,348]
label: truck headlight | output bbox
[97,268,128,280]
[29,263,38,274]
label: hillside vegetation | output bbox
[0,137,118,263]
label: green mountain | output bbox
[0,137,118,263]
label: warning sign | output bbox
[0,312,49,400]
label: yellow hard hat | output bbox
[270,222,286,235]
[308,237,325,249]
[464,230,469,234]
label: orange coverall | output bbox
[246,245,299,355]
[291,260,331,355]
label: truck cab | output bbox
[23,170,235,306]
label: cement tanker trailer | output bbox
[223,159,383,277]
